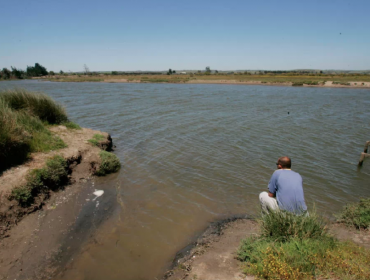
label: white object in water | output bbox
[93,189,104,201]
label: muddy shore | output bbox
[0,126,117,280]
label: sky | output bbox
[1,0,370,72]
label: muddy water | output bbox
[1,81,370,279]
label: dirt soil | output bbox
[163,218,370,280]
[163,217,258,280]
[0,126,115,279]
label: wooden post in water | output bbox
[358,141,370,166]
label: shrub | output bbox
[10,155,68,205]
[336,198,370,229]
[95,151,121,176]
[292,83,303,86]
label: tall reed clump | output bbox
[238,210,370,279]
[0,89,69,171]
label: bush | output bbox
[10,155,68,205]
[336,198,370,229]
[0,88,68,124]
[95,151,121,176]
[292,83,303,86]
[259,209,327,242]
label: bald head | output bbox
[277,156,291,169]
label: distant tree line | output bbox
[0,63,51,80]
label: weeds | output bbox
[95,151,121,176]
[259,210,327,242]
[88,134,105,146]
[10,155,68,205]
[336,198,370,229]
[238,208,370,279]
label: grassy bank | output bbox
[0,89,74,172]
[238,203,370,279]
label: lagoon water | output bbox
[1,80,370,279]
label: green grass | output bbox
[62,121,81,130]
[238,210,370,279]
[95,151,121,176]
[88,134,105,146]
[259,209,327,242]
[10,155,68,205]
[0,88,68,124]
[336,198,370,229]
[0,89,72,172]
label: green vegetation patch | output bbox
[10,155,68,205]
[95,151,121,176]
[292,83,304,86]
[88,134,105,147]
[0,88,68,124]
[62,121,81,130]
[238,210,370,279]
[0,90,69,171]
[336,198,370,229]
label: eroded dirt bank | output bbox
[0,126,117,280]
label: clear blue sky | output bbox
[1,0,369,72]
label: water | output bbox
[1,80,370,279]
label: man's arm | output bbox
[268,191,276,198]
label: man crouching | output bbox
[260,156,307,214]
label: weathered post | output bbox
[358,141,370,166]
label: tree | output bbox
[83,64,90,75]
[11,67,25,79]
[26,63,48,77]
[205,66,211,73]
[167,68,173,75]
[60,70,64,75]
[1,68,11,79]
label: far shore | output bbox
[32,74,370,89]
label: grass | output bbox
[88,133,105,146]
[62,121,81,130]
[238,210,370,279]
[0,89,73,172]
[95,150,121,176]
[336,198,370,229]
[10,155,68,205]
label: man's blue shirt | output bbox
[268,169,307,213]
